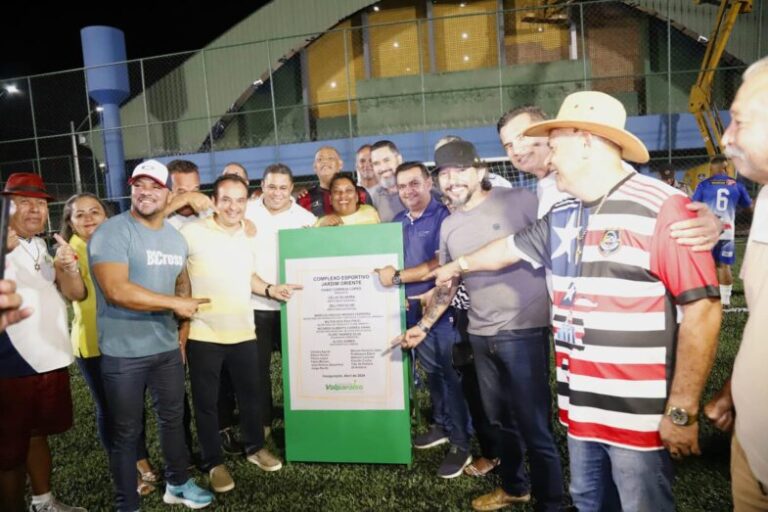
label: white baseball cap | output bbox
[128,159,170,188]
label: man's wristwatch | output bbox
[665,406,698,426]
[392,270,402,285]
[457,256,470,273]
[416,321,431,334]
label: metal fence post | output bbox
[416,18,430,157]
[496,0,505,116]
[70,121,83,193]
[140,58,152,155]
[201,48,215,154]
[26,76,41,175]
[579,3,588,89]
[266,38,280,158]
[667,4,673,164]
[200,48,216,174]
[758,0,764,59]
[343,27,355,140]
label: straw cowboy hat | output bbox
[523,91,650,163]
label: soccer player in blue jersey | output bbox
[692,155,753,305]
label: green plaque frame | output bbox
[279,223,411,464]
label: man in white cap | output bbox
[89,160,214,511]
[704,56,768,512]
[416,91,722,511]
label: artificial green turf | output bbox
[47,243,747,511]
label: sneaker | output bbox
[246,448,283,472]
[163,478,214,509]
[220,428,244,455]
[413,425,449,450]
[29,498,87,512]
[437,445,472,479]
[471,487,531,511]
[208,465,235,493]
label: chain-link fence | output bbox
[1,0,765,209]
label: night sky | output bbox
[1,1,269,79]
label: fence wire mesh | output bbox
[0,0,764,229]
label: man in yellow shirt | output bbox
[179,174,301,493]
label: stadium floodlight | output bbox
[1,84,20,99]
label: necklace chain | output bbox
[18,237,42,271]
[575,193,610,264]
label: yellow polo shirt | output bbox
[316,204,381,227]
[70,234,100,358]
[180,217,258,344]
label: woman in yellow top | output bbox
[316,174,381,226]
[59,192,159,495]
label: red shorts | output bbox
[0,368,73,470]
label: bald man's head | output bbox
[313,146,343,188]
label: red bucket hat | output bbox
[1,173,55,201]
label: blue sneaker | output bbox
[163,479,214,509]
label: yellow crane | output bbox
[688,0,753,157]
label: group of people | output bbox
[0,56,766,512]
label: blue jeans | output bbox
[76,356,149,460]
[470,328,564,512]
[568,437,674,512]
[101,350,189,512]
[416,320,471,450]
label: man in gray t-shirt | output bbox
[90,212,187,357]
[401,141,563,511]
[89,160,213,511]
[439,188,548,334]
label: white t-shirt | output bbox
[167,209,213,230]
[4,237,72,376]
[245,198,317,311]
[487,172,513,189]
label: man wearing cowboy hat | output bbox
[0,173,87,512]
[497,105,720,246]
[416,91,722,511]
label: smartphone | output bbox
[0,196,12,280]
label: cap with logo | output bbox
[128,159,170,188]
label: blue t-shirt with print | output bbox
[88,211,188,358]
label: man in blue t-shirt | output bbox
[89,160,214,511]
[692,155,753,305]
[375,161,471,479]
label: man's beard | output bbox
[381,175,396,189]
